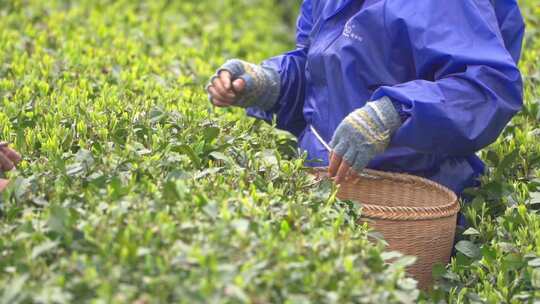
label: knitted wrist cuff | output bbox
[218,60,280,111]
[245,65,280,111]
[367,96,403,133]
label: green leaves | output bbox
[455,240,481,259]
[0,1,422,303]
[528,258,540,268]
[495,148,520,178]
[173,144,201,168]
[1,274,28,304]
[203,126,220,143]
[529,191,540,206]
[30,240,59,259]
[532,269,540,289]
[46,204,70,235]
[462,227,480,236]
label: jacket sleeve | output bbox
[372,0,524,156]
[246,0,313,137]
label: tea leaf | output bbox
[31,240,59,259]
[455,240,481,259]
[528,258,540,268]
[532,269,540,289]
[463,228,480,236]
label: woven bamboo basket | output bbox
[314,168,459,289]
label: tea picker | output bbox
[206,0,525,288]
[207,0,524,197]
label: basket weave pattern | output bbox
[316,169,459,289]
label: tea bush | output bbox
[0,0,538,303]
[0,1,418,303]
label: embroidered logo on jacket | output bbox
[343,20,363,42]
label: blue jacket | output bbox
[248,0,525,194]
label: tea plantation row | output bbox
[0,0,539,303]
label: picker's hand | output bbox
[0,144,21,192]
[328,97,402,183]
[206,59,280,110]
[206,70,246,108]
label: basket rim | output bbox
[312,168,460,221]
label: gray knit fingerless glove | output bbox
[330,97,402,172]
[209,59,280,110]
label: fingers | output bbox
[212,99,234,108]
[0,179,9,192]
[219,70,232,90]
[207,86,235,107]
[211,77,236,101]
[335,160,351,184]
[348,169,359,180]
[0,145,21,192]
[329,151,353,184]
[232,78,245,94]
[328,151,342,178]
[207,70,241,108]
[0,147,21,164]
[0,151,14,171]
[207,68,246,108]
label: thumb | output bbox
[232,78,246,94]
